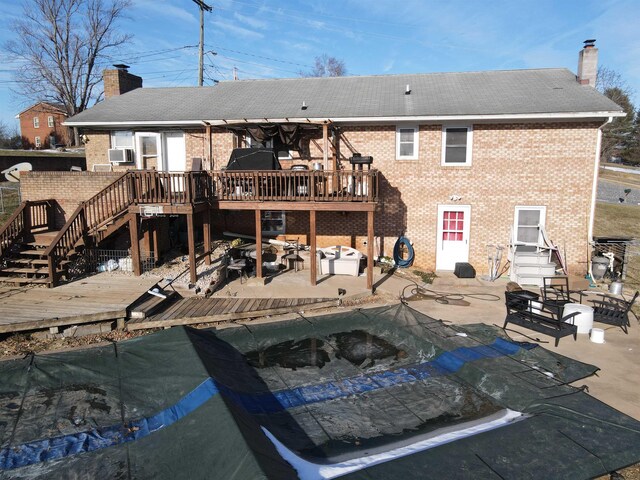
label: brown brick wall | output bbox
[78,122,600,275]
[21,171,123,226]
[19,104,71,149]
[212,122,599,275]
[103,69,143,99]
[84,131,112,171]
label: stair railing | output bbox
[45,173,131,286]
[0,200,55,261]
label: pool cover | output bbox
[0,303,639,479]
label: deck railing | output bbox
[128,171,213,205]
[211,169,378,203]
[0,200,54,260]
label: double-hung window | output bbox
[33,117,40,128]
[396,126,419,160]
[111,131,134,150]
[47,116,54,127]
[441,126,472,165]
[35,136,41,147]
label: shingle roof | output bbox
[65,68,623,126]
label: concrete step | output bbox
[513,263,557,276]
[514,252,551,265]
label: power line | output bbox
[205,45,312,68]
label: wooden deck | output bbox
[127,296,339,330]
[0,274,161,334]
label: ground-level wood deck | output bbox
[0,274,161,334]
[127,296,339,330]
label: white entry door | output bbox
[163,132,186,172]
[436,205,471,270]
[135,132,161,170]
[162,132,186,192]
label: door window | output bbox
[442,211,465,241]
[514,206,546,245]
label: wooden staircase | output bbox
[0,229,68,285]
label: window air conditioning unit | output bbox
[108,148,134,163]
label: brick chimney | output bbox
[103,64,143,99]
[577,39,598,87]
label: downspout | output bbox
[587,116,612,278]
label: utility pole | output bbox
[192,0,212,87]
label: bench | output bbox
[591,290,638,334]
[503,291,580,347]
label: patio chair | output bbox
[540,276,583,316]
[590,290,639,334]
[281,238,304,271]
[227,258,248,284]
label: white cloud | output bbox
[213,19,265,40]
[233,12,268,31]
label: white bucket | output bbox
[590,328,605,344]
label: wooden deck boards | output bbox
[0,274,161,334]
[128,296,339,330]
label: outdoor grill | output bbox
[349,153,373,167]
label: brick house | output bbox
[16,102,72,149]
[21,41,619,285]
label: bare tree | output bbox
[6,0,131,144]
[300,54,347,77]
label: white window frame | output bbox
[47,116,54,128]
[34,136,41,147]
[110,131,134,150]
[396,125,419,160]
[33,117,39,128]
[441,125,473,166]
[513,206,546,246]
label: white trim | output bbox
[47,116,54,128]
[33,117,40,128]
[588,118,612,245]
[395,125,419,160]
[513,206,547,246]
[63,110,626,128]
[441,125,473,166]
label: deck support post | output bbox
[187,212,197,284]
[255,209,263,278]
[310,210,317,286]
[152,220,159,262]
[323,124,329,170]
[128,213,142,276]
[203,209,211,265]
[367,210,374,291]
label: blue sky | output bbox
[1,0,639,129]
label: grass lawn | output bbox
[0,182,21,225]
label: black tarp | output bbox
[1,304,639,479]
[225,148,282,171]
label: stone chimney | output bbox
[103,64,143,99]
[577,39,598,87]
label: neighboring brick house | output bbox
[57,42,622,280]
[16,102,71,149]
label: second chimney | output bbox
[577,39,598,87]
[103,64,143,99]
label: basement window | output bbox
[442,126,473,165]
[396,126,419,160]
